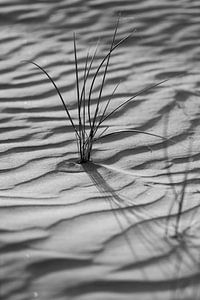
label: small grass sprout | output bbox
[24,20,169,164]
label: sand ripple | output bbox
[1,0,200,299]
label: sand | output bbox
[0,0,200,299]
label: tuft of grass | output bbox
[24,20,170,164]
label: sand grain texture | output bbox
[0,0,200,299]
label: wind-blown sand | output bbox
[0,0,200,299]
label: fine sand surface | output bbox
[0,0,200,299]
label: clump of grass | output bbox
[24,20,169,164]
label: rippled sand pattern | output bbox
[1,0,200,299]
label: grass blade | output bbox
[87,29,135,128]
[93,81,121,137]
[73,33,83,159]
[80,41,99,123]
[23,60,79,138]
[96,129,170,142]
[81,51,89,151]
[100,79,169,125]
[91,17,120,132]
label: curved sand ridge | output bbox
[0,0,200,299]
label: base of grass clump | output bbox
[24,18,169,164]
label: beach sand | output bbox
[0,0,200,299]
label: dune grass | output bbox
[24,19,169,164]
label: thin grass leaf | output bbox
[96,126,109,140]
[91,17,120,132]
[79,40,100,124]
[73,33,80,109]
[79,40,100,130]
[73,33,83,158]
[96,129,171,142]
[81,51,90,152]
[23,60,79,138]
[93,81,121,137]
[100,78,169,125]
[87,29,135,128]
